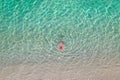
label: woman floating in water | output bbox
[58,39,63,51]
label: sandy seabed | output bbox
[0,63,120,80]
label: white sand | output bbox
[0,63,120,80]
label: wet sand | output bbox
[0,63,120,80]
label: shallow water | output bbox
[0,0,120,79]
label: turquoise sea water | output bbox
[0,0,120,66]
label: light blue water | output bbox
[0,0,120,66]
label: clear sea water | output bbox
[0,0,120,66]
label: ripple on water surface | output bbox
[0,0,120,67]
